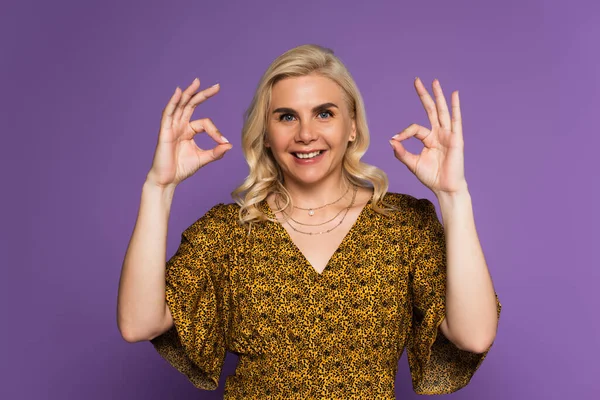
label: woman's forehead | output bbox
[270,75,345,109]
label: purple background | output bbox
[2,0,598,399]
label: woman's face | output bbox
[265,74,356,187]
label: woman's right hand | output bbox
[146,78,232,189]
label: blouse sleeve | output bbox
[149,204,235,390]
[406,198,502,395]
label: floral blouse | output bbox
[150,192,502,399]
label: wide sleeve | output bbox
[149,203,235,390]
[406,198,502,395]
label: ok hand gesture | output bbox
[390,78,467,196]
[146,78,232,189]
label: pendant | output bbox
[308,209,314,216]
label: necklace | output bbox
[276,195,348,226]
[283,206,346,226]
[293,184,350,216]
[281,185,357,235]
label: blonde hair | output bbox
[231,44,391,229]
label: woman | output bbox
[117,44,501,398]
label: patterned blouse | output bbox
[150,192,502,399]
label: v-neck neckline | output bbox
[261,195,372,277]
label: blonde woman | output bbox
[117,44,501,398]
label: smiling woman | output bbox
[265,101,338,169]
[265,76,358,195]
[232,45,390,230]
[117,44,502,399]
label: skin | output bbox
[390,78,466,196]
[264,74,363,207]
[118,78,233,342]
[264,74,372,274]
[390,78,499,353]
[146,79,232,190]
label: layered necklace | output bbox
[274,185,358,235]
[294,185,350,217]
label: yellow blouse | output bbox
[150,192,501,399]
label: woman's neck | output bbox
[281,171,351,209]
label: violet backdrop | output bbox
[1,0,598,399]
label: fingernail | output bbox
[415,77,419,81]
[212,83,220,88]
[389,140,395,148]
[221,135,229,143]
[193,77,199,83]
[391,134,400,140]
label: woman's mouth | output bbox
[291,150,326,164]
[293,150,323,159]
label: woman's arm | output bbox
[117,180,174,343]
[437,188,499,353]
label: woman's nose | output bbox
[295,121,317,143]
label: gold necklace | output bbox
[283,185,357,235]
[286,206,346,226]
[275,196,347,226]
[293,184,350,216]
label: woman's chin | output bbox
[283,168,341,187]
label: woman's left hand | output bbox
[390,78,467,196]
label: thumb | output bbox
[210,142,233,161]
[389,139,417,174]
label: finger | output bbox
[160,87,182,131]
[414,77,440,128]
[196,142,233,166]
[181,83,220,124]
[391,123,435,147]
[189,117,229,144]
[389,139,419,174]
[451,91,462,137]
[173,78,201,122]
[432,79,451,130]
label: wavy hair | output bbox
[231,44,391,229]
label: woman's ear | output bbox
[349,120,357,142]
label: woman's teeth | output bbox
[295,151,322,159]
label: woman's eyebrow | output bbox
[272,102,339,114]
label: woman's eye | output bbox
[318,111,333,119]
[279,114,296,122]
